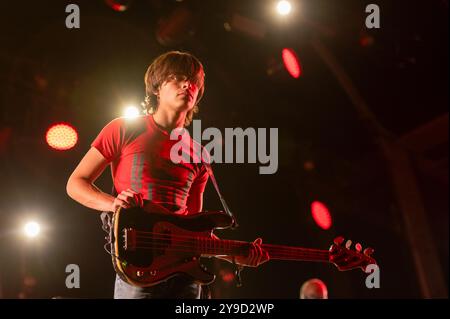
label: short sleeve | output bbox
[190,164,209,195]
[91,118,125,162]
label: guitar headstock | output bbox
[329,236,377,272]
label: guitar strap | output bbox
[203,162,239,229]
[202,162,244,287]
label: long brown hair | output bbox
[143,51,205,127]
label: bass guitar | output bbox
[108,203,377,287]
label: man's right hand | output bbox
[111,189,144,212]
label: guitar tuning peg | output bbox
[364,247,374,256]
[345,239,352,249]
[329,244,337,253]
[334,236,345,245]
[355,243,362,252]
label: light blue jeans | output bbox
[113,275,203,299]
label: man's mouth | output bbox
[178,91,192,99]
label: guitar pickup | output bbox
[123,228,137,251]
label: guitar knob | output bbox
[364,247,375,256]
[334,236,345,245]
[345,240,352,249]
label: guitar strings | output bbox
[132,231,331,259]
[130,243,330,261]
[133,230,331,253]
[127,234,330,260]
[134,238,331,258]
[134,233,330,255]
[133,231,359,260]
[130,244,330,261]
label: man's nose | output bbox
[181,81,190,89]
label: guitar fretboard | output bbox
[197,238,330,263]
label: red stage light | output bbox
[219,270,235,283]
[105,0,132,12]
[46,123,78,151]
[311,201,332,230]
[360,35,375,47]
[282,48,301,78]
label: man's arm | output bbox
[186,186,204,214]
[66,147,139,212]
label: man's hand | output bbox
[111,188,144,212]
[234,238,270,267]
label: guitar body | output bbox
[111,204,233,287]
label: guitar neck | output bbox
[262,244,330,263]
[198,238,330,263]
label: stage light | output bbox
[123,105,140,118]
[276,1,292,16]
[23,221,40,238]
[360,34,375,47]
[46,123,78,151]
[282,48,301,78]
[303,160,315,171]
[219,270,235,283]
[155,6,194,47]
[104,0,133,12]
[311,201,332,230]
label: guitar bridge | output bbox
[123,228,137,251]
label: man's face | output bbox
[157,73,201,113]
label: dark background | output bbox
[0,0,448,298]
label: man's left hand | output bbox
[234,238,270,267]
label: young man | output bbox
[66,51,269,299]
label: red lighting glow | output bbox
[220,270,235,283]
[46,123,78,151]
[282,48,301,78]
[105,0,130,12]
[311,201,332,230]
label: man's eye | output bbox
[167,75,179,82]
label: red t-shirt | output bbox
[91,115,208,215]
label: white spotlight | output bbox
[123,105,140,118]
[24,221,40,238]
[276,1,292,16]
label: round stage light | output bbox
[276,1,292,16]
[46,123,78,151]
[282,48,302,79]
[24,221,41,238]
[311,201,332,230]
[123,105,140,118]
